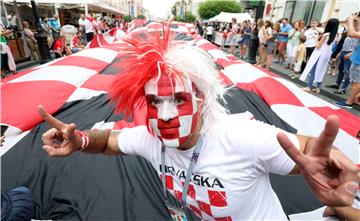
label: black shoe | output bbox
[334,101,353,109]
[334,89,346,95]
[325,84,339,89]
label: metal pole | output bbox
[30,0,51,63]
[128,1,131,17]
[85,2,88,16]
[2,1,10,26]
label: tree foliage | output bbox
[174,12,196,22]
[136,14,146,19]
[123,15,133,22]
[185,12,196,22]
[198,0,242,20]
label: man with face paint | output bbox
[38,25,360,220]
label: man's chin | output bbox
[162,139,180,148]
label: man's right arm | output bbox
[81,130,123,155]
[38,105,124,157]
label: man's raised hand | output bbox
[38,105,81,157]
[277,115,360,207]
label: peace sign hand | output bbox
[277,115,360,207]
[38,105,82,157]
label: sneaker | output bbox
[311,88,320,94]
[334,89,346,95]
[334,101,353,109]
[302,87,311,92]
[325,84,339,89]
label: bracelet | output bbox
[329,206,337,214]
[75,130,89,150]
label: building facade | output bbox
[103,0,143,17]
[263,0,359,25]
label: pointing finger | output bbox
[38,105,66,130]
[312,115,339,157]
[277,132,308,167]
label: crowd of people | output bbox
[198,13,360,109]
[1,9,360,221]
[0,11,128,79]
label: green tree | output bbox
[123,15,133,22]
[174,16,181,22]
[136,14,146,19]
[198,0,242,20]
[173,13,196,23]
[184,12,196,22]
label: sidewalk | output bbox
[2,59,44,79]
[17,60,40,71]
[222,48,360,113]
[269,62,360,112]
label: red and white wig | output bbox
[109,23,227,135]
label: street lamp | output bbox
[30,0,51,64]
[127,1,131,17]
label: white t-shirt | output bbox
[304,28,318,48]
[82,18,94,33]
[258,27,266,44]
[206,26,214,35]
[118,115,299,220]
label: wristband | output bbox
[75,130,89,150]
[329,206,336,214]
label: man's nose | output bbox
[158,101,178,121]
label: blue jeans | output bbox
[1,186,34,221]
[336,51,351,90]
[307,59,321,88]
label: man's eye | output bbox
[151,99,162,106]
[174,98,184,105]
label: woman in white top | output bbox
[229,18,239,54]
[300,18,339,94]
[256,19,265,67]
[301,19,319,72]
[286,20,301,69]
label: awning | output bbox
[88,2,127,15]
[4,0,127,15]
[209,12,254,23]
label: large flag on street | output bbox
[1,21,359,220]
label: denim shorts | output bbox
[350,63,360,83]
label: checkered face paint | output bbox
[145,74,199,148]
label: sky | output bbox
[142,0,177,19]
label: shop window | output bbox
[283,1,295,20]
[283,0,326,25]
[311,1,326,23]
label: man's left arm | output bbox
[277,115,360,206]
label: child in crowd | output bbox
[293,37,306,78]
[71,31,84,53]
[220,28,228,50]
[264,22,278,70]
